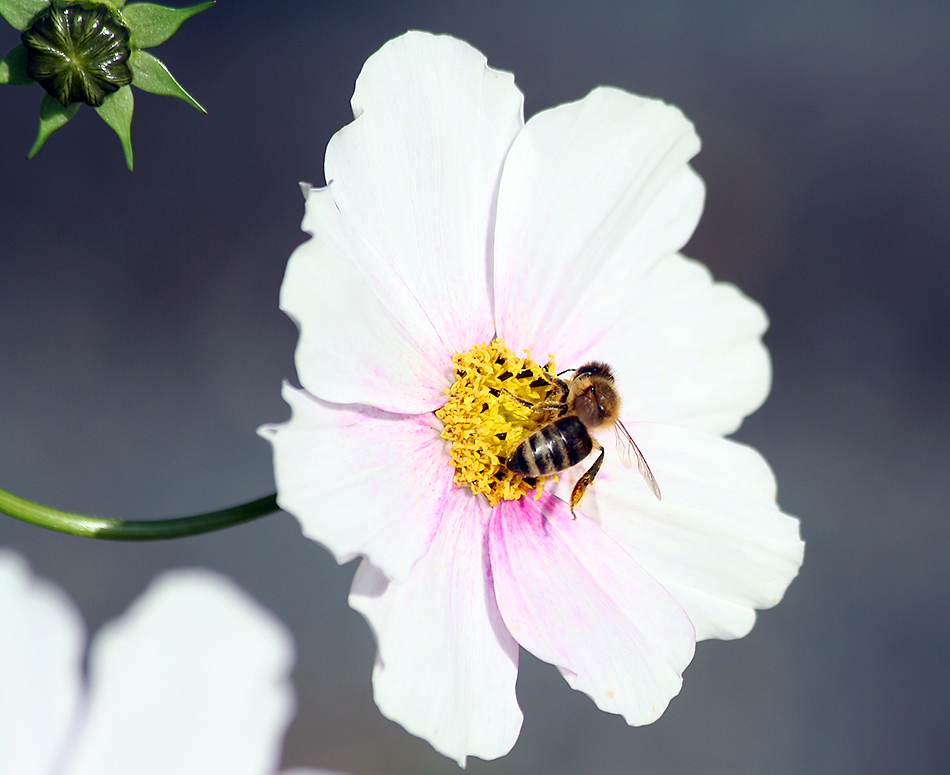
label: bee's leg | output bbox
[530,401,568,412]
[569,440,605,519]
[540,370,570,402]
[502,390,567,414]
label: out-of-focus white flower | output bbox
[0,549,343,775]
[261,31,804,766]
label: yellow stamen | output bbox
[435,339,558,505]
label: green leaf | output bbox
[122,1,213,49]
[94,84,134,171]
[0,43,32,84]
[0,0,48,31]
[129,48,204,112]
[27,91,80,158]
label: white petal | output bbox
[325,31,524,352]
[494,87,704,365]
[63,570,295,775]
[0,550,84,775]
[260,383,452,582]
[489,493,695,726]
[349,488,522,766]
[283,186,452,413]
[593,253,771,435]
[590,423,804,641]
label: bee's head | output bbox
[570,366,620,430]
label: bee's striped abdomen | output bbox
[507,416,593,476]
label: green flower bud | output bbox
[1,0,213,170]
[22,3,132,108]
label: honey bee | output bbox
[505,361,661,517]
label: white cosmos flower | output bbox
[260,31,805,767]
[0,549,342,775]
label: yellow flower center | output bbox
[435,339,559,505]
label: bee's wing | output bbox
[615,420,662,501]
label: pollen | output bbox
[435,339,558,505]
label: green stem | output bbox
[0,487,279,540]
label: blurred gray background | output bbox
[2,1,948,773]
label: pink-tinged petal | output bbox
[589,423,804,641]
[494,87,704,365]
[489,493,695,726]
[260,383,452,583]
[349,488,522,766]
[590,254,770,436]
[283,186,453,413]
[63,570,295,775]
[0,551,84,775]
[325,31,524,353]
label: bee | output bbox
[505,361,661,517]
